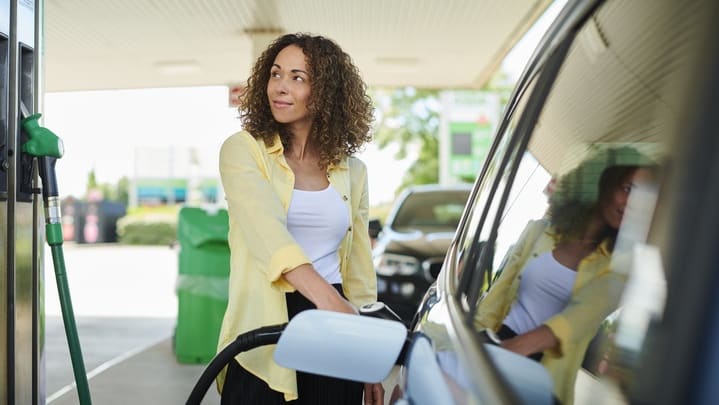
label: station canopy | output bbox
[44,0,553,92]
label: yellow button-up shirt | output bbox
[475,219,625,405]
[216,131,377,400]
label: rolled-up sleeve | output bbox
[543,264,626,356]
[219,132,310,291]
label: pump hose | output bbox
[48,242,92,404]
[185,323,287,405]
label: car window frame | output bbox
[462,32,575,323]
[437,2,606,403]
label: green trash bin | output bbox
[174,206,230,364]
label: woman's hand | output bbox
[283,264,357,315]
[500,325,559,357]
[364,382,384,405]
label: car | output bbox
[395,0,719,403]
[370,184,472,323]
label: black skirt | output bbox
[220,284,363,404]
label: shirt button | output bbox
[342,195,348,201]
[348,226,352,232]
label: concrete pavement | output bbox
[43,243,398,404]
[44,243,220,404]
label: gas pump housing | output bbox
[1,0,45,403]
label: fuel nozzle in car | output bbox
[20,104,92,405]
[359,301,403,322]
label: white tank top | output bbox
[286,184,350,285]
[503,251,577,335]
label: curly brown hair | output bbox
[239,33,374,168]
[547,145,656,249]
[548,165,640,249]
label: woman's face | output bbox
[600,168,653,229]
[266,44,312,131]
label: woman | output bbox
[217,33,383,404]
[475,147,654,404]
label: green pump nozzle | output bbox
[20,103,63,203]
[20,108,64,159]
[18,103,93,405]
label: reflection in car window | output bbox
[477,142,660,405]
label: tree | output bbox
[85,170,129,204]
[371,70,515,196]
[371,87,441,193]
[86,169,98,190]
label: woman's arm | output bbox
[220,132,310,291]
[283,264,357,314]
[500,325,559,356]
[542,269,625,356]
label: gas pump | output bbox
[1,0,44,403]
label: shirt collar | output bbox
[267,133,350,170]
[266,134,284,155]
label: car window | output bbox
[491,152,550,279]
[452,77,540,304]
[391,190,470,232]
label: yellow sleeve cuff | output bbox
[544,315,571,357]
[269,244,311,293]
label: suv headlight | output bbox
[374,253,420,276]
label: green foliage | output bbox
[96,176,130,204]
[371,87,441,192]
[127,204,181,216]
[113,177,130,204]
[85,170,130,205]
[116,206,180,245]
[370,68,515,196]
[87,169,98,189]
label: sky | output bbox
[42,1,565,207]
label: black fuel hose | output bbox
[185,323,287,405]
[186,303,404,404]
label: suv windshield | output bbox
[391,190,469,232]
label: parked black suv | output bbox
[371,184,472,323]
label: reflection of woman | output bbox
[475,148,653,404]
[217,33,382,404]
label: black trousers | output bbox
[220,284,363,404]
[494,324,544,362]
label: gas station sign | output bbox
[439,91,501,183]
